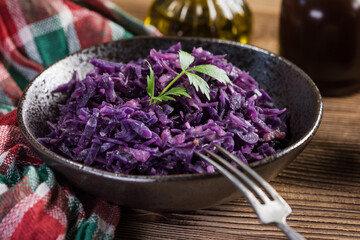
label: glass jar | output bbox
[145,0,252,43]
[279,0,360,96]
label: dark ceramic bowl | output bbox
[18,37,322,212]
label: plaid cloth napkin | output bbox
[0,0,159,239]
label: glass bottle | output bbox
[145,0,252,44]
[279,0,360,96]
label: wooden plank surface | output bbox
[112,0,360,239]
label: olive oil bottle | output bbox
[145,0,252,43]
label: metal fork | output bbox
[195,145,306,240]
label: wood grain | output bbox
[111,0,360,239]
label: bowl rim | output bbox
[17,36,323,182]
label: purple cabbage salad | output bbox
[38,43,289,175]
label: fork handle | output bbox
[276,221,306,240]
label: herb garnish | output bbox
[146,50,232,105]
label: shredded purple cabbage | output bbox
[38,43,288,175]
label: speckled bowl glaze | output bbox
[18,37,322,212]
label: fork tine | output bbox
[215,144,283,201]
[195,151,261,208]
[204,149,271,204]
[197,147,305,240]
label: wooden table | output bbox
[113,1,360,239]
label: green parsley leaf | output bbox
[146,50,232,105]
[179,50,195,71]
[185,72,210,100]
[145,60,155,105]
[155,95,176,102]
[191,64,232,86]
[163,87,191,99]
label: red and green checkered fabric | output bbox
[0,110,121,240]
[0,0,159,239]
[0,0,159,115]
